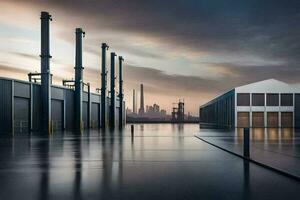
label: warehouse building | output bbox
[0,11,125,135]
[199,79,300,128]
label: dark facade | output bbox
[199,89,235,128]
[0,77,125,134]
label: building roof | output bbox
[200,79,300,109]
[235,79,300,93]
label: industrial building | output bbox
[172,100,185,123]
[0,11,125,134]
[199,79,300,128]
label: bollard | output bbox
[243,128,250,158]
[131,125,134,138]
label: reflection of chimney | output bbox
[139,84,144,114]
[40,11,52,134]
[74,28,85,131]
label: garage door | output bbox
[14,97,30,134]
[252,112,264,127]
[51,99,63,131]
[82,102,88,129]
[91,103,99,128]
[237,112,249,128]
[281,112,293,128]
[267,112,278,127]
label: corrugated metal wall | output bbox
[91,103,100,128]
[0,79,12,133]
[0,78,125,134]
[32,84,42,131]
[295,94,300,128]
[65,89,75,130]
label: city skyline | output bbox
[0,1,300,115]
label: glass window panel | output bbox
[281,94,293,106]
[252,93,264,106]
[267,94,279,106]
[237,93,250,106]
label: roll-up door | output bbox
[237,112,249,128]
[51,99,63,131]
[267,112,278,127]
[14,97,30,134]
[281,112,293,128]
[82,102,88,129]
[252,112,264,127]
[91,103,99,128]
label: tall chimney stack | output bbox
[74,28,85,132]
[118,56,124,129]
[133,89,136,114]
[101,43,109,129]
[139,84,144,115]
[110,52,117,129]
[40,11,52,134]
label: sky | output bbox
[0,0,299,115]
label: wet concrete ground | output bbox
[0,124,299,200]
[197,127,300,177]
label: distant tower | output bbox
[133,89,136,114]
[139,84,145,115]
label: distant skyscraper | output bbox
[139,84,145,114]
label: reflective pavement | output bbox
[0,124,299,200]
[197,127,300,177]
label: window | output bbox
[281,94,293,106]
[237,93,250,106]
[267,94,279,106]
[252,93,264,106]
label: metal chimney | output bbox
[101,43,109,129]
[139,84,145,115]
[40,11,52,134]
[118,56,124,129]
[74,28,85,132]
[110,52,116,129]
[133,89,136,114]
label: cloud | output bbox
[0,0,300,114]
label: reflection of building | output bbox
[199,79,300,128]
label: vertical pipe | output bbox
[101,43,109,129]
[40,11,52,134]
[74,28,85,132]
[11,80,14,136]
[88,83,91,129]
[118,56,124,129]
[30,83,33,132]
[110,52,116,129]
[244,128,250,158]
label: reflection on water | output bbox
[235,128,294,142]
[0,124,300,199]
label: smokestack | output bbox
[74,28,85,131]
[139,84,144,115]
[118,56,124,129]
[40,11,52,134]
[101,43,109,129]
[110,52,117,128]
[133,89,136,114]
